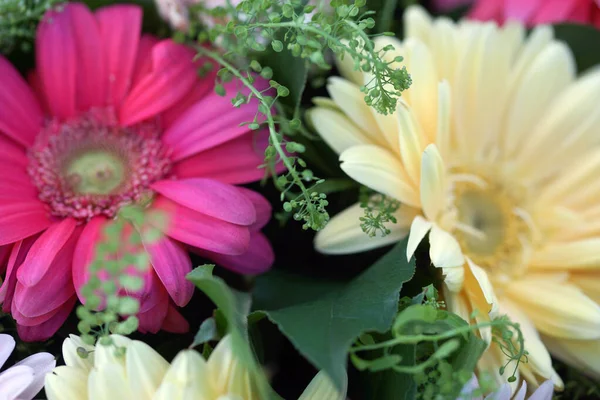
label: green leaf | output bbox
[186,265,273,398]
[553,23,600,73]
[191,317,218,348]
[362,342,417,400]
[252,239,416,388]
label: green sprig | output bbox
[0,0,61,54]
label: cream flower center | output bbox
[65,150,127,195]
[450,176,532,281]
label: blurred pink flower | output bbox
[0,2,276,341]
[451,0,600,28]
[459,376,554,400]
[0,334,55,399]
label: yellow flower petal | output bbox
[315,203,413,255]
[404,5,433,45]
[434,81,451,160]
[397,100,426,187]
[126,341,170,400]
[429,224,464,269]
[406,215,432,262]
[62,334,95,372]
[505,280,600,339]
[45,366,88,400]
[530,238,600,269]
[340,145,419,206]
[420,144,446,221]
[88,365,133,400]
[154,350,214,400]
[307,107,370,155]
[298,370,347,400]
[542,336,600,379]
[334,40,365,87]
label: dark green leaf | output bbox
[553,24,600,73]
[191,317,218,348]
[252,239,416,388]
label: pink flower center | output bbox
[28,109,172,221]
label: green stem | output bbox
[195,46,320,226]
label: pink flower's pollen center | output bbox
[28,109,172,221]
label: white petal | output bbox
[155,350,214,400]
[298,370,347,400]
[94,335,132,368]
[307,107,371,155]
[45,366,89,400]
[62,334,95,371]
[506,280,600,339]
[0,334,15,369]
[315,203,413,255]
[512,381,527,400]
[420,144,447,221]
[529,380,554,400]
[126,341,170,399]
[340,145,420,207]
[484,383,511,400]
[88,365,133,400]
[429,224,464,269]
[406,215,432,261]
[457,374,482,400]
[14,352,56,399]
[0,365,34,399]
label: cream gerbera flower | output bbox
[311,5,600,393]
[44,334,346,400]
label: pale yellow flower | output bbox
[311,5,600,393]
[45,334,346,400]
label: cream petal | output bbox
[477,345,520,394]
[505,280,600,339]
[334,41,365,87]
[326,77,384,145]
[466,260,498,318]
[429,224,464,269]
[298,370,347,400]
[434,81,452,161]
[45,366,89,400]
[406,215,432,261]
[505,42,575,159]
[307,107,371,155]
[509,25,554,92]
[340,145,420,206]
[530,238,600,269]
[154,350,213,400]
[88,365,134,400]
[208,335,237,392]
[126,341,170,399]
[397,100,426,186]
[404,5,433,45]
[63,334,95,372]
[93,335,132,368]
[429,18,458,82]
[315,203,413,255]
[402,38,439,142]
[420,144,447,221]
[570,272,600,304]
[542,336,600,379]
[442,266,465,293]
[499,299,563,389]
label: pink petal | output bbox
[17,295,76,342]
[0,245,10,274]
[567,0,593,23]
[144,236,193,307]
[153,197,250,256]
[160,62,218,130]
[68,3,106,111]
[193,232,274,275]
[469,0,503,21]
[0,334,15,368]
[136,288,169,334]
[95,5,142,109]
[504,0,544,21]
[131,35,160,89]
[172,131,270,184]
[0,202,51,246]
[0,236,38,313]
[36,5,77,120]
[237,188,272,231]
[161,304,189,333]
[0,57,43,146]
[17,218,77,287]
[72,217,107,302]
[151,178,256,225]
[14,352,56,400]
[119,40,198,126]
[531,0,581,23]
[14,231,78,317]
[0,136,27,166]
[162,79,268,161]
[27,71,50,115]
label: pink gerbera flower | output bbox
[0,2,276,341]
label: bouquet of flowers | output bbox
[0,0,599,398]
